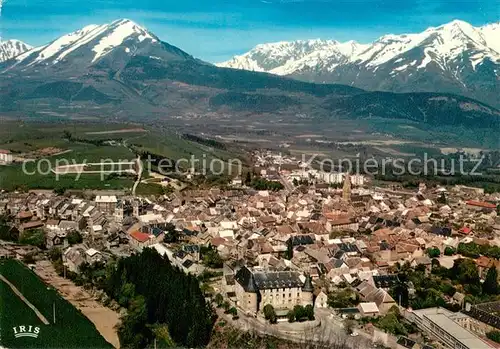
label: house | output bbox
[358,302,380,317]
[314,290,329,309]
[326,217,358,233]
[0,149,13,164]
[411,256,432,274]
[129,231,153,250]
[47,233,68,249]
[364,288,397,315]
[16,211,33,225]
[85,248,102,264]
[475,256,500,279]
[95,196,117,214]
[63,247,85,273]
[373,274,400,289]
[466,200,497,212]
[20,220,44,233]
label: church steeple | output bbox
[302,274,313,292]
[343,173,351,202]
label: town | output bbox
[1,149,500,349]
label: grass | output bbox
[365,118,500,149]
[0,259,112,348]
[0,120,246,192]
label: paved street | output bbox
[217,307,374,348]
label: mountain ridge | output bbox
[217,20,500,107]
[0,18,498,137]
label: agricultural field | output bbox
[0,120,247,192]
[0,259,112,348]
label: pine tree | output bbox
[483,267,499,295]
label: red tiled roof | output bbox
[22,221,44,230]
[466,200,496,209]
[459,226,472,234]
[211,237,226,247]
[130,231,150,243]
[476,256,493,268]
[0,149,10,154]
[17,211,33,219]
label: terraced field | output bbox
[0,259,112,348]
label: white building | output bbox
[408,308,495,349]
[317,171,343,184]
[95,195,117,214]
[350,174,365,186]
[0,150,13,164]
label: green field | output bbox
[0,259,113,348]
[0,121,246,192]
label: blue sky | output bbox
[0,0,498,62]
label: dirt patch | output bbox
[85,128,147,135]
[34,261,121,348]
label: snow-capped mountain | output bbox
[0,39,31,62]
[2,19,193,73]
[0,18,498,134]
[218,20,500,107]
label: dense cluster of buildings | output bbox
[1,157,500,348]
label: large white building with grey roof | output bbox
[234,266,313,316]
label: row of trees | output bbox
[425,246,456,258]
[250,178,284,191]
[286,305,314,323]
[457,242,500,259]
[263,303,315,324]
[105,248,215,348]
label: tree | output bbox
[377,313,408,336]
[222,301,230,312]
[67,230,83,245]
[344,319,356,335]
[108,248,213,348]
[263,304,277,324]
[285,238,293,260]
[226,307,237,316]
[327,289,359,308]
[451,258,481,296]
[287,310,295,323]
[444,246,455,256]
[19,229,45,248]
[23,252,36,264]
[437,193,447,204]
[244,172,252,186]
[293,305,306,321]
[304,304,314,320]
[426,247,440,258]
[487,330,500,344]
[214,293,224,307]
[483,267,499,295]
[202,248,223,268]
[48,247,62,262]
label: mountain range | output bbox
[218,20,500,108]
[0,19,498,136]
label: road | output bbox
[132,156,143,196]
[279,173,294,193]
[217,307,373,348]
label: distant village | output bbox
[1,150,500,349]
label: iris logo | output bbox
[12,325,41,339]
